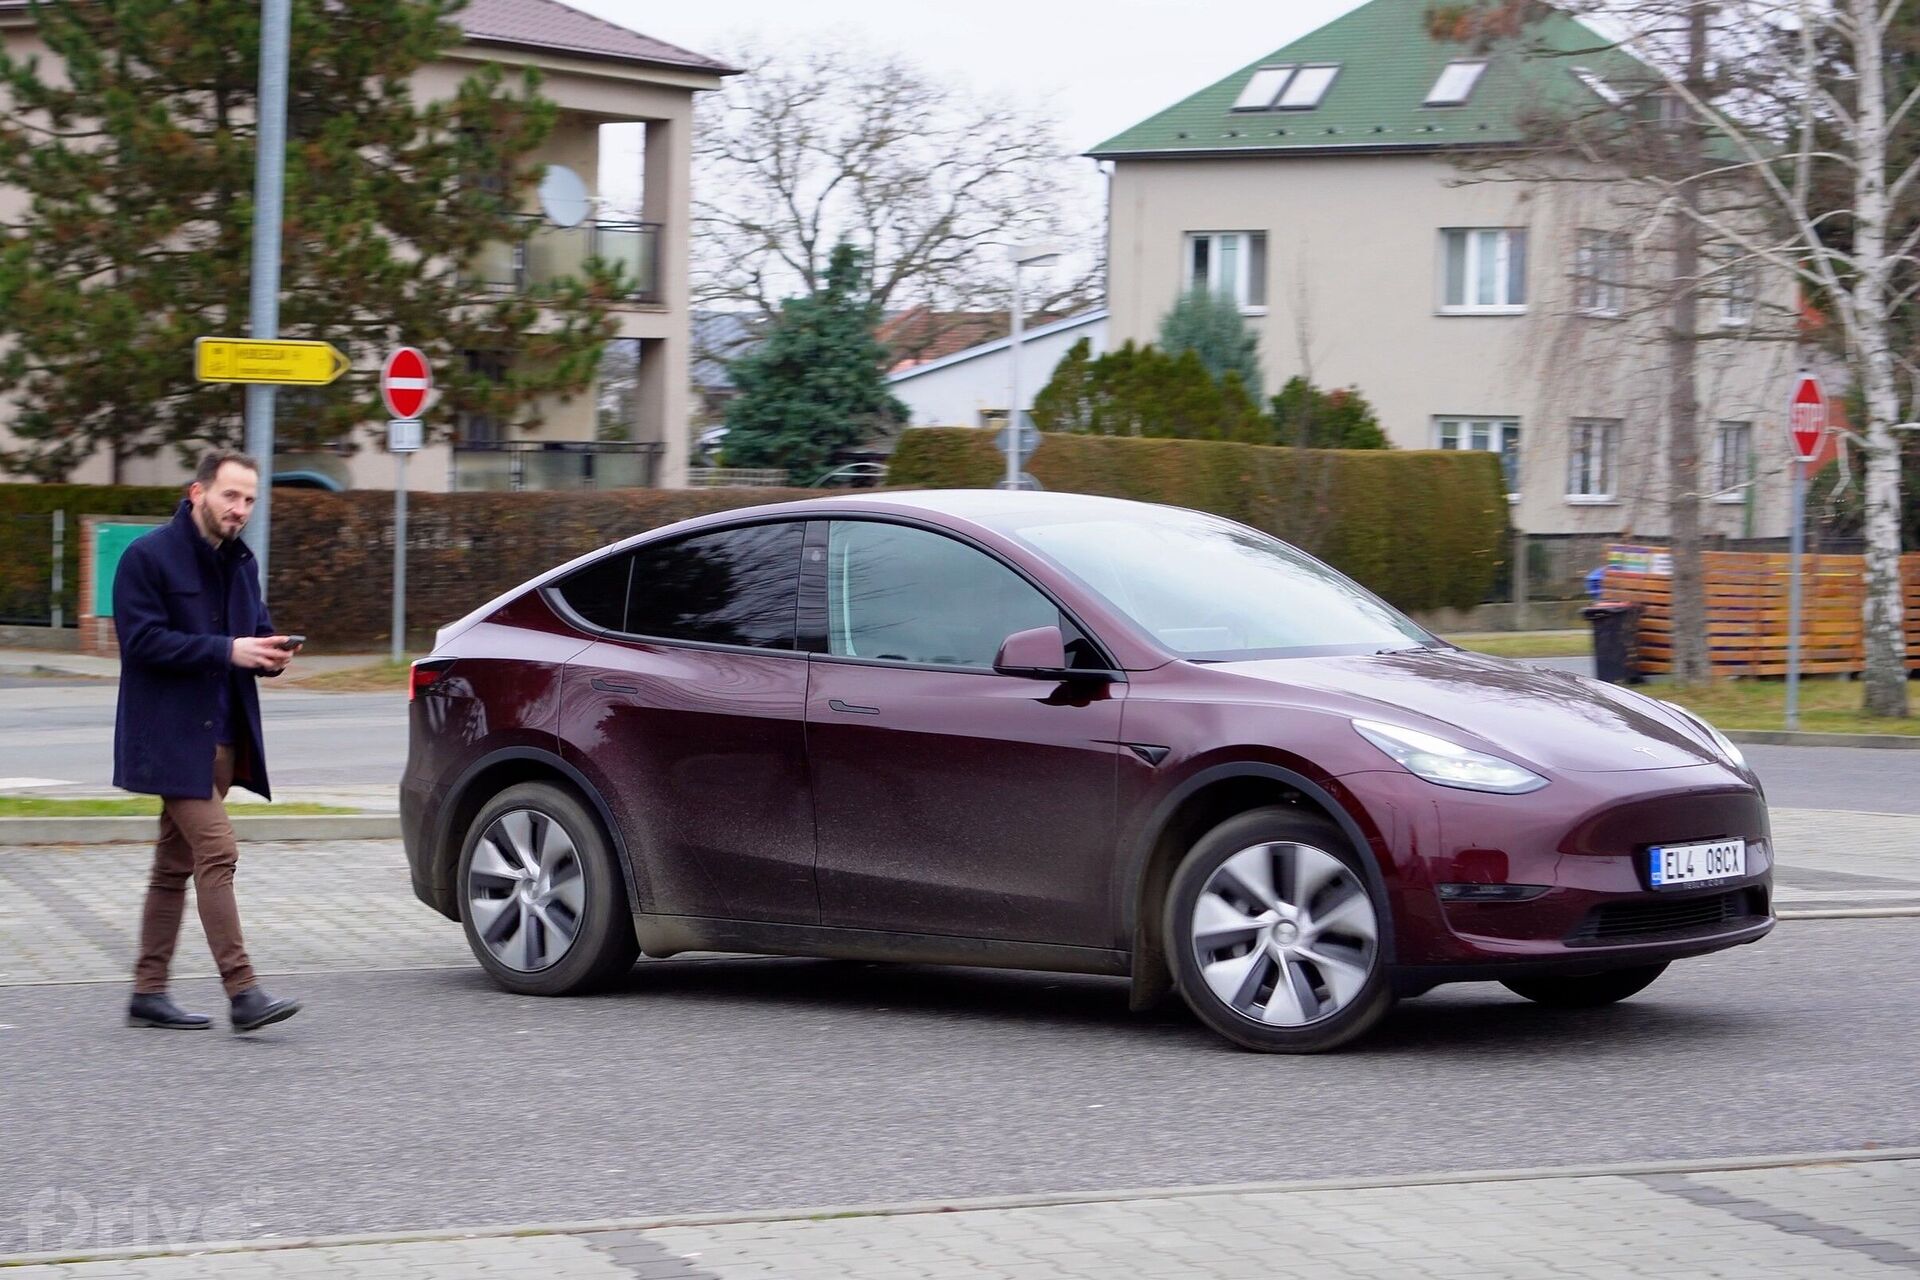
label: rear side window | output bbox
[626,522,805,649]
[556,553,632,632]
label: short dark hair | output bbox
[194,450,260,488]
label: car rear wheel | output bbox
[1165,807,1392,1053]
[1501,962,1668,1008]
[458,781,637,995]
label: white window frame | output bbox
[1435,416,1522,502]
[1231,64,1341,112]
[1566,419,1622,503]
[1232,66,1295,111]
[1185,231,1268,314]
[1711,420,1753,503]
[1574,229,1628,317]
[1713,247,1758,327]
[1440,228,1528,314]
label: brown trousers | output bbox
[132,745,257,998]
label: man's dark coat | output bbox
[112,500,276,800]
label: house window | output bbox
[1426,60,1488,106]
[1436,416,1522,498]
[1231,64,1340,111]
[1441,228,1528,312]
[1712,247,1757,326]
[1186,231,1268,310]
[1574,230,1628,316]
[1572,66,1624,107]
[1567,419,1622,501]
[1712,421,1752,501]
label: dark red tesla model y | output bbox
[401,491,1772,1052]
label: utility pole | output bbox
[242,0,292,598]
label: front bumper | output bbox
[1335,763,1775,982]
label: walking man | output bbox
[115,450,302,1033]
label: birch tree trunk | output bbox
[1850,0,1911,716]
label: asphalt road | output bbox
[6,675,1918,813]
[0,919,1913,1252]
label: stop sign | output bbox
[381,346,431,420]
[1789,372,1826,462]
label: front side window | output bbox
[1435,416,1522,497]
[1567,419,1622,501]
[1574,230,1629,317]
[1001,508,1433,661]
[826,521,1059,668]
[1442,228,1527,312]
[1186,231,1268,310]
[1713,421,1753,501]
[601,521,804,648]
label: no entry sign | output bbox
[1789,372,1826,462]
[381,346,431,420]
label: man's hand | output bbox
[231,636,294,673]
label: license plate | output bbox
[1648,838,1746,888]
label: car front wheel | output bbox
[457,781,637,995]
[1165,807,1393,1053]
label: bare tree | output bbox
[692,43,1101,325]
[1441,0,1910,714]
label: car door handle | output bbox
[591,677,640,695]
[828,698,880,716]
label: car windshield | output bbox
[1004,507,1436,660]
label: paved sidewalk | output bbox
[2,1153,1915,1278]
[0,809,1915,988]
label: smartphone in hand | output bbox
[277,635,306,651]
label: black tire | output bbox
[1501,963,1668,1008]
[457,781,637,995]
[1164,807,1394,1053]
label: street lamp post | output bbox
[1005,246,1060,490]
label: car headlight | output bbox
[1660,701,1746,770]
[1352,719,1548,794]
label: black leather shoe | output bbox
[127,992,211,1030]
[229,986,301,1033]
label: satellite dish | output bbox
[538,165,591,228]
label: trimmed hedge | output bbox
[887,429,1507,611]
[0,483,823,647]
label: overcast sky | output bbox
[562,0,1364,154]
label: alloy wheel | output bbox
[1189,840,1379,1027]
[465,808,587,972]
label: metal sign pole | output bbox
[1786,458,1804,730]
[392,453,408,664]
[1005,262,1024,492]
[242,0,292,598]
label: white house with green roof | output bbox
[1090,0,1800,543]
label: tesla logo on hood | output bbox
[1633,746,1657,757]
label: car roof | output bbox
[688,488,1176,530]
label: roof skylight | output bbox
[1425,60,1487,106]
[1278,64,1339,109]
[1572,66,1623,106]
[1233,67,1295,111]
[1232,63,1341,112]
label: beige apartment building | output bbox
[0,0,734,492]
[1091,0,1804,542]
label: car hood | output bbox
[1206,648,1720,773]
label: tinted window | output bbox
[556,553,632,632]
[606,522,804,649]
[827,521,1058,668]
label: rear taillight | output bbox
[410,660,453,702]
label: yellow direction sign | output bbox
[194,337,350,386]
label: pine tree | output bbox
[1156,288,1262,398]
[0,0,621,480]
[721,243,904,481]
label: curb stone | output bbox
[0,815,400,844]
[1,1146,1913,1269]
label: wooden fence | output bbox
[1601,545,1920,678]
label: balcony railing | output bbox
[452,441,665,491]
[464,218,662,304]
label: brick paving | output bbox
[1,1156,1913,1278]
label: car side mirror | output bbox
[993,625,1116,682]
